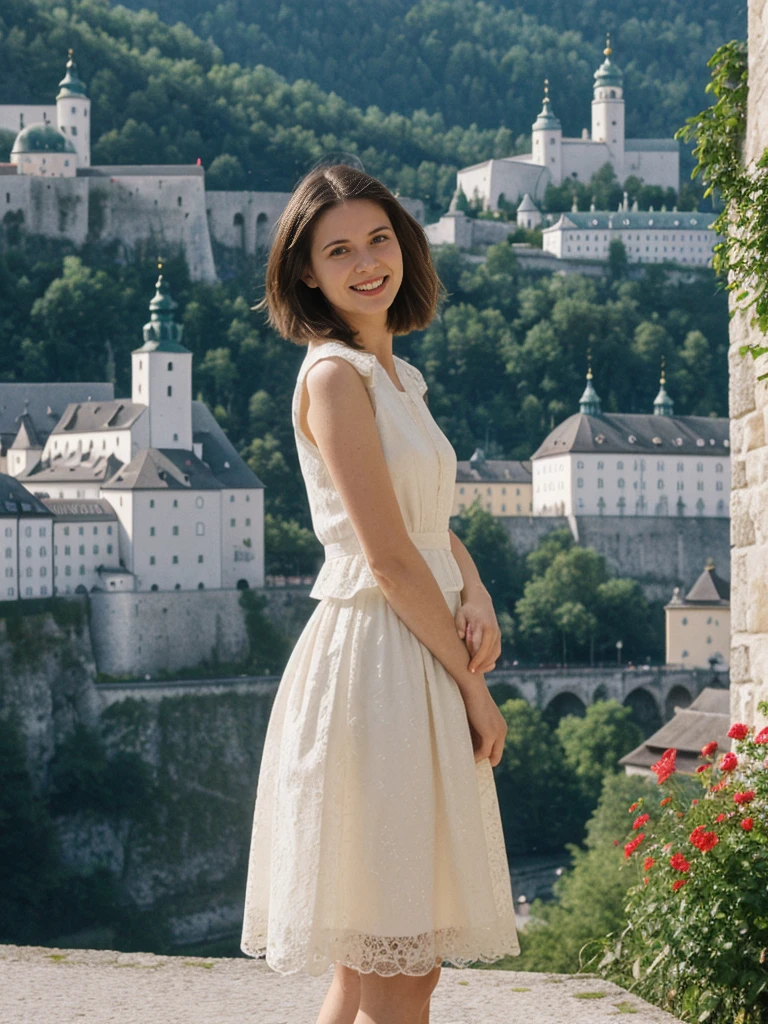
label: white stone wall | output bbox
[205,190,292,254]
[666,604,730,668]
[219,488,264,589]
[624,149,680,192]
[0,105,54,133]
[543,222,714,265]
[46,425,141,465]
[534,452,729,517]
[13,151,76,178]
[729,0,768,728]
[131,350,192,450]
[560,139,615,180]
[0,521,18,599]
[57,95,91,168]
[532,127,563,184]
[591,90,625,154]
[2,176,89,244]
[17,517,54,598]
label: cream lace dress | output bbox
[240,341,519,976]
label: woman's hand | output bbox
[455,586,501,674]
[463,686,508,766]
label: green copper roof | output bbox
[594,40,623,89]
[133,273,191,354]
[532,95,561,132]
[579,368,602,415]
[11,123,76,155]
[56,53,88,100]
[653,367,674,416]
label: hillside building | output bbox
[452,450,532,516]
[16,271,265,594]
[665,559,730,669]
[531,363,730,519]
[456,40,679,211]
[0,53,425,282]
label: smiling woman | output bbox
[242,165,519,1024]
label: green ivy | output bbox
[676,41,768,376]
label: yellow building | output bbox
[453,448,532,517]
[665,559,730,668]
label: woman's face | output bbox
[301,199,403,328]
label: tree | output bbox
[206,153,247,190]
[556,701,644,806]
[512,772,658,973]
[450,501,527,619]
[608,238,628,281]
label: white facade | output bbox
[456,46,679,211]
[131,350,192,450]
[534,452,731,518]
[50,514,120,595]
[542,210,717,266]
[0,494,55,601]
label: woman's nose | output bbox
[354,251,377,272]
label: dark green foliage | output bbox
[557,702,643,805]
[239,588,292,674]
[510,772,658,973]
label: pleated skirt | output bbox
[240,585,520,976]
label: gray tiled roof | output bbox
[0,382,114,451]
[545,210,715,232]
[102,448,223,491]
[10,414,44,450]
[530,413,729,459]
[619,687,731,775]
[0,473,52,517]
[685,564,730,604]
[52,400,146,434]
[456,458,532,484]
[624,139,680,152]
[21,452,123,489]
[192,401,263,490]
[41,498,117,522]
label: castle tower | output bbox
[131,268,193,450]
[579,353,602,415]
[591,35,625,168]
[531,80,563,185]
[56,50,91,169]
[653,358,674,416]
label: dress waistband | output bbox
[323,530,450,560]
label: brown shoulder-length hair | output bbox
[256,164,442,349]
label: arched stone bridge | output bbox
[485,665,730,734]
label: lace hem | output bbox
[309,547,465,599]
[241,921,521,977]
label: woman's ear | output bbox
[301,267,319,289]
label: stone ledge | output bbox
[0,943,684,1024]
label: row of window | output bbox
[147,519,251,537]
[148,555,205,565]
[576,477,721,492]
[457,486,524,496]
[574,460,724,473]
[3,526,47,538]
[457,503,530,514]
[60,525,113,536]
[6,587,47,597]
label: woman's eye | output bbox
[372,234,389,243]
[329,246,347,257]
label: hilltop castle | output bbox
[0,53,424,281]
[457,39,679,211]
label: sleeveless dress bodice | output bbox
[292,341,464,599]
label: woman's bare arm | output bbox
[305,356,487,701]
[448,529,489,601]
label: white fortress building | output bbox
[531,363,730,519]
[457,40,679,211]
[7,270,264,595]
[0,52,424,282]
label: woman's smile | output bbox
[350,275,389,295]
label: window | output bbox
[107,526,113,535]
[196,523,205,536]
[697,462,704,472]
[64,545,71,556]
[79,565,85,575]
[39,527,46,537]
[597,478,604,489]
[716,481,724,491]
[3,528,10,538]
[79,545,85,555]
[172,555,179,564]
[39,546,46,557]
[149,556,156,566]
[167,385,173,397]
[196,496,204,508]
[4,568,12,578]
[64,526,69,536]
[230,495,235,503]
[150,499,155,508]
[93,526,98,535]
[167,361,173,371]
[617,461,624,470]
[150,527,155,537]
[716,462,723,473]
[677,462,684,472]
[657,479,665,490]
[25,568,32,578]
[65,565,71,576]
[7,588,13,597]
[230,518,236,527]
[172,499,178,508]
[657,461,665,471]
[697,481,705,491]
[40,567,46,578]
[25,546,31,558]
[618,479,625,489]
[245,518,251,527]
[78,527,84,536]
[577,460,584,469]
[597,461,604,470]
[3,549,9,559]
[24,527,31,538]
[93,545,99,555]
[577,478,584,488]
[198,555,204,563]
[172,526,179,536]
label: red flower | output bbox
[650,748,677,784]
[660,797,672,807]
[643,876,650,885]
[624,834,645,858]
[691,799,699,805]
[612,839,620,846]
[719,752,738,772]
[755,727,768,744]
[710,780,728,793]
[701,740,719,757]
[734,790,756,804]
[728,723,750,740]
[633,813,650,830]
[669,852,691,872]
[741,817,754,832]
[689,825,719,852]
[628,802,639,813]
[662,841,673,852]
[672,879,688,892]
[695,765,709,774]
[715,813,726,823]
[643,857,655,870]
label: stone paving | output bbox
[0,943,684,1024]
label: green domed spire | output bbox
[532,79,562,131]
[56,49,88,100]
[133,264,190,354]
[579,352,602,415]
[11,122,77,155]
[594,35,623,90]
[653,358,674,416]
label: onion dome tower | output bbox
[579,352,602,415]
[653,357,674,416]
[591,35,625,161]
[56,49,91,168]
[531,80,563,184]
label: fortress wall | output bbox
[205,190,292,255]
[88,172,216,282]
[500,514,730,601]
[5,176,90,243]
[729,0,768,728]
